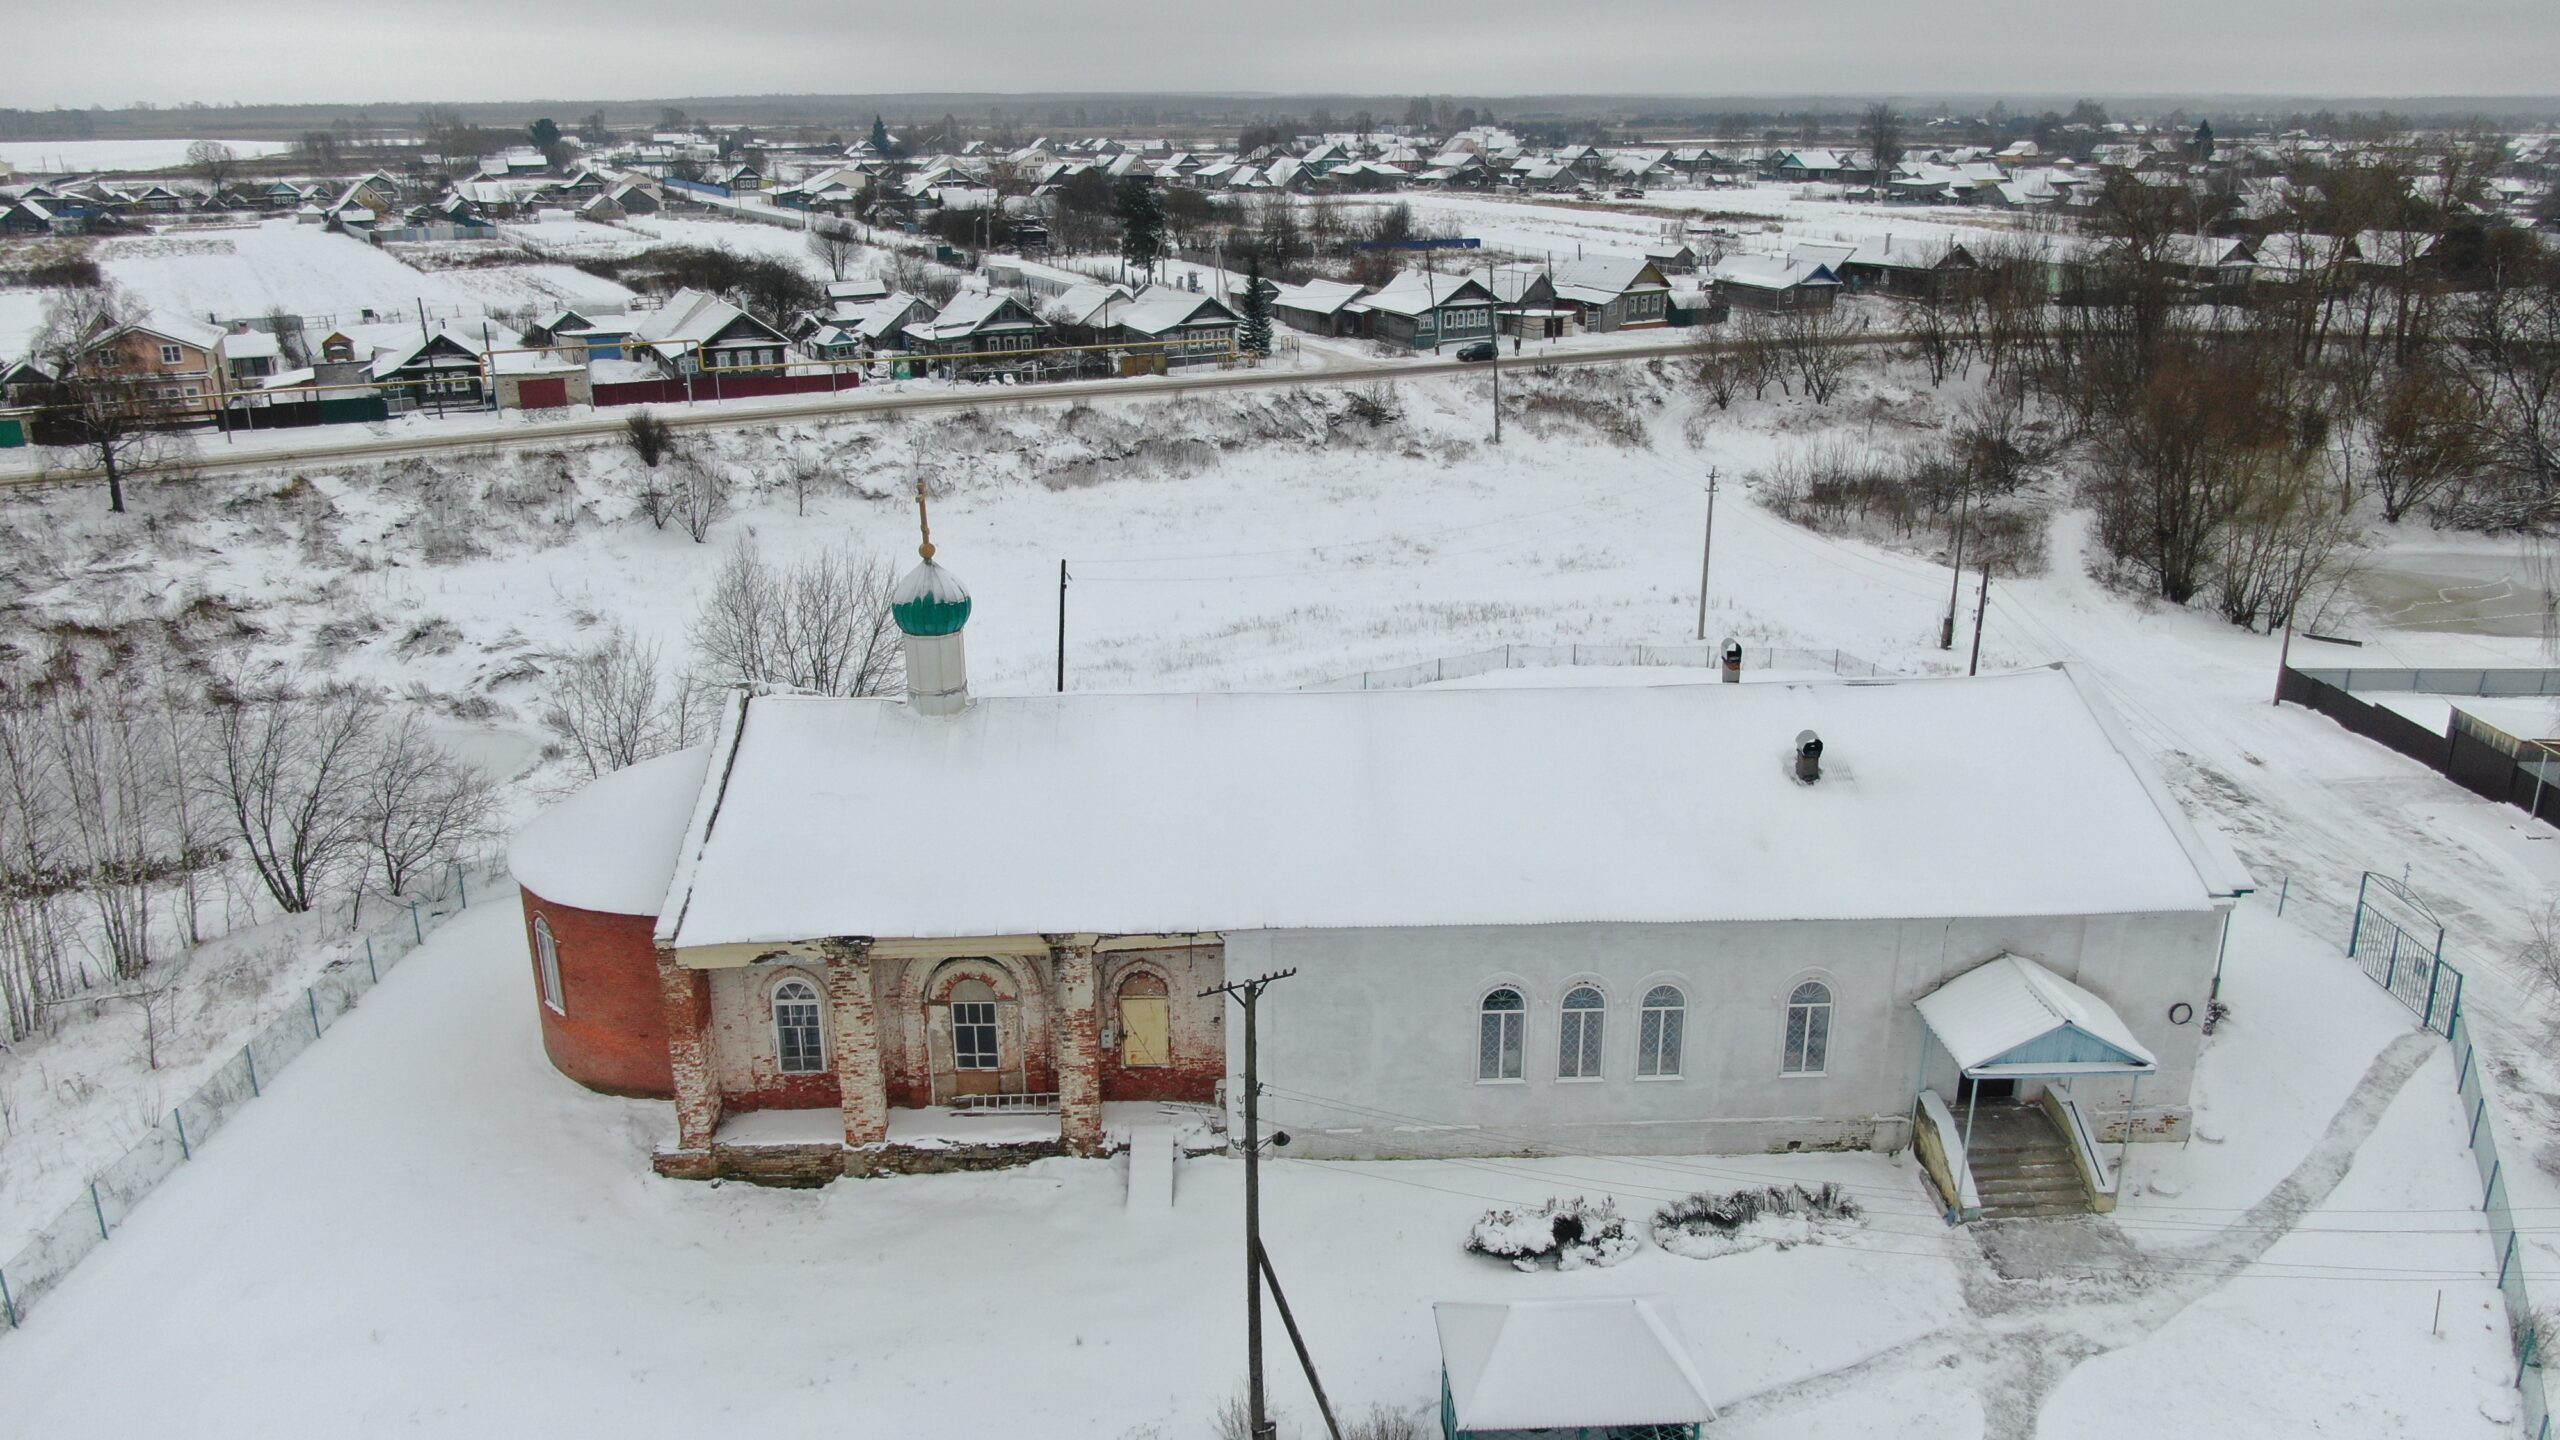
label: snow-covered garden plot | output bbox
[90,219,631,327]
[0,139,292,174]
[1357,189,2029,266]
[0,886,2518,1438]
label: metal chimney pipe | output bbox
[1721,639,1743,684]
[1794,730,1825,784]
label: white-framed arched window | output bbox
[1783,980,1833,1076]
[773,978,825,1074]
[1478,987,1525,1082]
[1638,985,1686,1078]
[532,915,564,1015]
[1558,985,1605,1080]
[950,977,1001,1072]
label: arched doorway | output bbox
[1117,972,1170,1070]
[922,961,1027,1103]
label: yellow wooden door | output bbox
[1119,996,1171,1068]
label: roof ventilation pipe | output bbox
[1794,730,1825,784]
[1721,639,1743,684]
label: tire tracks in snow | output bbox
[1706,1032,2440,1438]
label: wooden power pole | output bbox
[1695,468,1719,641]
[1200,969,1338,1440]
[1968,558,1991,676]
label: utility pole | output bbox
[1201,968,1315,1440]
[2273,604,2295,706]
[1695,467,1719,641]
[1056,560,1069,692]
[1940,478,1970,649]
[1968,558,1991,676]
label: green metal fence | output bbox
[0,857,507,1334]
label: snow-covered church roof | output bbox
[639,664,2248,948]
[510,745,712,913]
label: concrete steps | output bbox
[1963,1104,2092,1221]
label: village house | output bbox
[630,288,793,376]
[1104,287,1241,364]
[524,308,638,360]
[1792,239,1980,298]
[369,329,489,410]
[1549,256,1675,331]
[1352,271,1498,351]
[76,315,228,420]
[1708,256,1842,313]
[900,292,1051,367]
[1468,265,1571,340]
[508,527,2249,1203]
[1270,278,1369,337]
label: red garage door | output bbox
[518,377,569,409]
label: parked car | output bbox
[1615,188,1646,199]
[1454,341,1498,363]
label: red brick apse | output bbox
[518,890,674,1098]
[507,745,714,1100]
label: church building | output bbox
[508,514,2251,1197]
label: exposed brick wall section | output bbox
[1052,940,1103,1155]
[824,941,888,1145]
[659,948,721,1151]
[705,964,841,1114]
[1099,945,1226,1104]
[519,889,674,1098]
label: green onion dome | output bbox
[891,555,972,636]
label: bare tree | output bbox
[806,227,861,282]
[358,711,499,896]
[1777,305,1855,405]
[186,140,239,192]
[690,540,905,698]
[540,627,679,780]
[1691,325,1739,410]
[1858,104,1904,197]
[675,456,728,542]
[204,680,381,914]
[31,284,190,514]
[2370,362,2484,523]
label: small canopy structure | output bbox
[1434,1297,1714,1438]
[1916,954,2155,1078]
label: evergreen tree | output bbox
[529,117,562,150]
[1115,176,1166,275]
[2192,119,2217,163]
[1239,258,1275,358]
[870,114,895,156]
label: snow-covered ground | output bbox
[88,219,632,327]
[0,879,2515,1437]
[0,351,2552,1432]
[0,138,293,174]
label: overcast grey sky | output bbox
[18,0,2560,110]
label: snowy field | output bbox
[86,219,633,327]
[0,887,2515,1438]
[0,138,293,174]
[1353,187,2035,266]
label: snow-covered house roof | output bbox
[1049,281,1136,327]
[902,291,1043,344]
[639,665,2247,948]
[1915,953,2157,1076]
[1353,271,1495,318]
[1108,287,1238,337]
[1709,256,1841,292]
[1269,279,1366,317]
[1549,256,1669,305]
[631,288,786,351]
[1435,1299,1715,1433]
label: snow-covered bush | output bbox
[1651,1183,1861,1260]
[1464,1195,1639,1272]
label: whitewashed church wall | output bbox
[1228,908,2225,1160]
